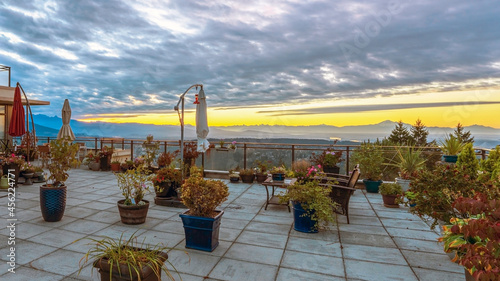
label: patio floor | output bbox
[0,168,466,281]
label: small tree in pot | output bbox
[439,134,465,163]
[115,166,154,224]
[40,137,80,222]
[351,142,384,193]
[179,167,229,252]
[384,147,426,192]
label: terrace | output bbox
[0,163,467,280]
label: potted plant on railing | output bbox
[439,193,500,281]
[270,166,287,181]
[98,146,114,171]
[439,135,465,163]
[179,167,229,252]
[76,231,179,281]
[153,166,182,198]
[239,168,255,183]
[379,182,402,208]
[384,147,426,192]
[311,149,343,174]
[40,137,80,222]
[115,165,153,224]
[351,142,384,193]
[83,152,100,171]
[279,180,336,233]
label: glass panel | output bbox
[0,114,4,139]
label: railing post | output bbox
[243,143,247,169]
[291,145,295,166]
[346,146,350,175]
[94,137,98,154]
[130,140,134,160]
[122,138,125,150]
[164,141,167,153]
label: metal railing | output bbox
[31,136,493,175]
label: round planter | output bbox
[396,178,411,192]
[443,155,458,163]
[229,176,239,183]
[40,184,67,222]
[110,163,121,172]
[23,173,34,185]
[179,210,224,252]
[363,179,383,193]
[117,199,150,225]
[94,250,168,281]
[240,174,255,183]
[272,173,285,181]
[381,194,399,208]
[323,166,340,174]
[89,162,100,171]
[154,181,178,198]
[292,201,318,233]
[255,173,268,183]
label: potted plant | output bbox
[254,160,271,183]
[456,143,480,180]
[351,142,384,193]
[270,166,287,181]
[179,167,229,252]
[143,135,160,168]
[99,146,114,171]
[83,152,100,171]
[32,165,45,183]
[152,166,182,198]
[115,166,153,224]
[76,231,178,281]
[40,138,80,222]
[439,135,465,163]
[279,180,336,233]
[21,162,35,185]
[239,168,255,183]
[439,193,500,281]
[379,182,402,208]
[182,142,199,176]
[2,154,25,186]
[228,170,239,183]
[157,151,178,168]
[385,147,426,192]
[228,141,237,150]
[310,149,343,174]
[110,160,121,172]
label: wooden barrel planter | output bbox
[117,199,150,225]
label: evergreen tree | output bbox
[410,118,429,147]
[457,143,479,180]
[388,120,411,145]
[451,123,474,144]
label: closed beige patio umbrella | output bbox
[57,99,75,141]
[196,88,210,152]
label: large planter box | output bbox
[94,250,168,281]
[179,210,223,252]
[292,202,318,233]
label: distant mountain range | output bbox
[32,114,500,148]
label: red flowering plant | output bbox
[286,159,326,184]
[152,166,182,193]
[3,153,26,166]
[439,193,500,280]
[407,164,500,228]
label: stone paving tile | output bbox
[385,227,440,241]
[413,267,465,281]
[342,244,407,265]
[393,237,444,254]
[222,217,252,230]
[30,249,84,276]
[166,248,220,277]
[340,232,398,248]
[336,214,384,226]
[2,240,58,265]
[59,219,111,235]
[220,210,256,221]
[345,259,418,281]
[13,198,39,209]
[376,210,420,220]
[219,227,243,242]
[401,250,464,273]
[64,206,103,219]
[380,217,430,230]
[152,219,186,235]
[338,223,388,236]
[28,216,79,227]
[225,243,284,266]
[244,221,293,235]
[30,228,89,248]
[236,230,288,249]
[12,222,52,239]
[13,209,42,222]
[92,224,147,239]
[286,236,342,257]
[83,210,121,224]
[137,229,185,248]
[281,250,344,276]
[0,265,66,281]
[276,267,345,281]
[209,257,278,281]
[348,208,377,217]
[252,213,294,225]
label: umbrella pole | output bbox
[17,83,36,163]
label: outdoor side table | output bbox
[262,177,297,212]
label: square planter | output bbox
[179,210,223,252]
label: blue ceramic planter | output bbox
[40,184,67,222]
[363,179,383,193]
[292,202,318,233]
[180,210,223,252]
[272,173,285,181]
[443,155,458,163]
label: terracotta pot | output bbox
[255,173,268,183]
[381,194,399,208]
[117,199,150,225]
[110,163,121,172]
[240,174,255,183]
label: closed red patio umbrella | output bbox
[8,85,26,137]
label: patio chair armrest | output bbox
[320,183,356,191]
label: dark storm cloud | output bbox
[1,0,499,117]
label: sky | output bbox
[1,0,500,129]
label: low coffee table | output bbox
[261,177,297,212]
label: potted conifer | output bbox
[40,138,80,222]
[351,142,384,193]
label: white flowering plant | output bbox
[115,166,153,205]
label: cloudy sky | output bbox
[1,0,500,128]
